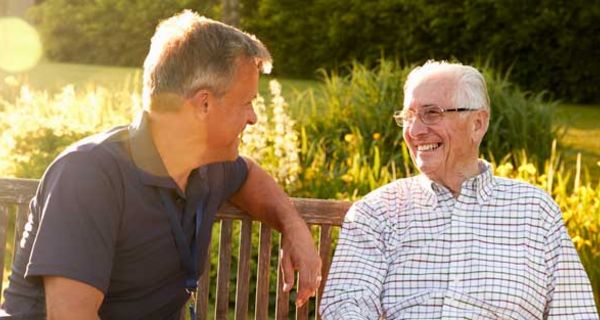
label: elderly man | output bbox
[320,61,598,319]
[1,11,320,319]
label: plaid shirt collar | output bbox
[416,159,496,207]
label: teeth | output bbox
[417,143,440,151]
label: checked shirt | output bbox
[320,161,598,320]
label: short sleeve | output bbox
[219,156,248,201]
[25,151,121,293]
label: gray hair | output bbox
[403,60,490,111]
[142,10,272,112]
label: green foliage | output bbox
[293,59,560,199]
[28,0,600,102]
[483,66,561,163]
[242,0,600,103]
[0,82,140,178]
[28,0,220,67]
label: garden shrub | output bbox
[242,0,600,103]
[27,0,220,67]
[27,0,600,102]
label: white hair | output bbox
[403,60,490,111]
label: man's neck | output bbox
[149,112,204,191]
[433,160,482,198]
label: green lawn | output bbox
[556,104,600,183]
[0,61,320,102]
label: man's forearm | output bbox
[231,157,321,306]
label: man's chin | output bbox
[416,160,440,177]
[203,148,239,165]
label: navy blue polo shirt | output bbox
[1,111,248,319]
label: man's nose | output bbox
[247,106,257,125]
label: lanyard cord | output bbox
[159,189,202,318]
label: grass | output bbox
[556,104,600,183]
[0,61,321,104]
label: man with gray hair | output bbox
[1,10,321,319]
[320,60,598,319]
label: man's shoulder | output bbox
[63,125,129,156]
[361,176,422,201]
[352,176,421,214]
[492,175,554,202]
[492,175,561,224]
[39,125,131,190]
[51,125,128,166]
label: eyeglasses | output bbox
[393,105,477,127]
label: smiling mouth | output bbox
[417,143,441,151]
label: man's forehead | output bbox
[405,75,456,107]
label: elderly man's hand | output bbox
[280,221,322,307]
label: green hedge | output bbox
[28,0,600,103]
[241,0,600,103]
[27,0,220,67]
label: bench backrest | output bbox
[0,177,351,319]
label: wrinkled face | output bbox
[402,74,484,182]
[205,58,259,161]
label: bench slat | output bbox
[0,178,38,203]
[216,219,233,319]
[217,199,349,226]
[0,179,351,225]
[12,203,28,262]
[234,219,252,320]
[316,224,333,320]
[255,223,272,320]
[275,234,290,320]
[0,204,9,305]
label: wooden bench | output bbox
[0,177,351,319]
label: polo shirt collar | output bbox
[128,111,177,189]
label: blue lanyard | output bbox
[159,189,202,319]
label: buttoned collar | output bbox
[416,160,496,206]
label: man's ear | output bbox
[472,109,490,141]
[188,89,210,117]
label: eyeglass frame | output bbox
[393,105,478,127]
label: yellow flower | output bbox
[518,163,537,175]
[496,163,514,177]
[304,168,315,180]
[372,132,381,141]
[572,235,584,249]
[344,134,355,143]
[341,173,353,183]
